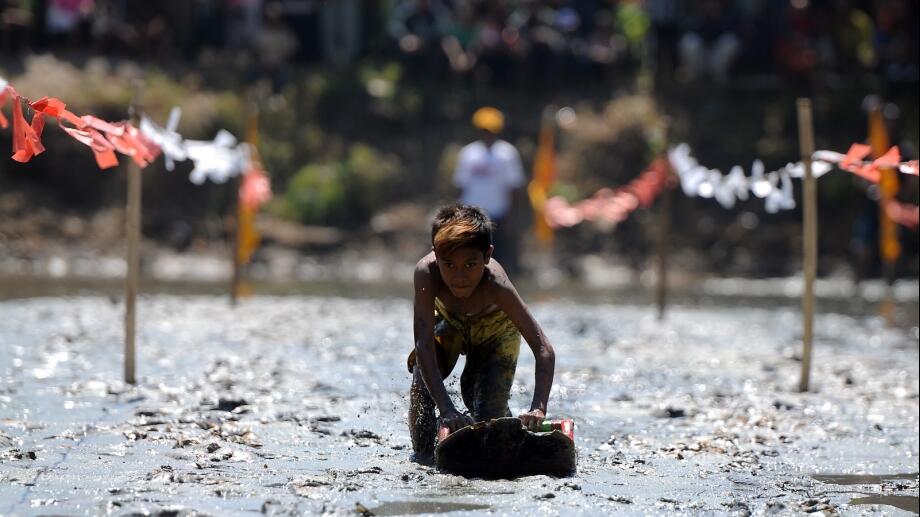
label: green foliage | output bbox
[616,4,650,44]
[358,61,401,101]
[282,143,402,227]
[283,163,347,225]
[548,181,580,203]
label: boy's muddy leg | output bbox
[461,337,520,422]
[408,320,462,463]
[409,366,438,463]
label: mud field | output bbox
[1,295,918,515]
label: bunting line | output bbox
[0,75,271,210]
[668,143,918,220]
[543,143,917,230]
[543,158,671,228]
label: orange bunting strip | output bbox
[817,143,918,183]
[544,158,670,228]
[60,126,119,169]
[240,164,272,211]
[30,96,86,128]
[0,79,170,173]
[10,91,46,163]
[840,143,871,170]
[1,80,138,169]
[82,116,159,167]
[0,88,9,129]
[1,76,272,215]
[109,123,159,167]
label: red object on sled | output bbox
[539,418,575,441]
[438,418,575,442]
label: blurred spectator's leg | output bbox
[710,33,741,84]
[678,32,704,82]
[282,0,320,62]
[194,0,227,53]
[651,24,679,86]
[320,0,362,66]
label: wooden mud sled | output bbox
[435,417,576,479]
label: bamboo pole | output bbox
[229,99,260,306]
[868,103,900,326]
[655,177,671,320]
[124,81,143,384]
[230,174,241,307]
[796,98,817,393]
[655,119,672,320]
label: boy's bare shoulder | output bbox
[482,261,530,316]
[483,260,517,294]
[414,251,438,282]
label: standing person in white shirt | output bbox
[453,107,526,275]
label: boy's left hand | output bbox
[518,409,545,431]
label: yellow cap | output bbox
[472,107,504,133]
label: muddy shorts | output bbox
[407,298,521,421]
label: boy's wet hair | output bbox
[431,204,493,256]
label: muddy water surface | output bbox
[1,296,918,515]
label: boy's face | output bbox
[435,245,493,299]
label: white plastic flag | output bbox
[140,107,186,170]
[185,130,245,185]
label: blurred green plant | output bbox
[283,162,347,225]
[281,143,402,227]
[547,181,580,202]
[358,61,401,101]
[616,3,650,44]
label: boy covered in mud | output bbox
[407,204,556,462]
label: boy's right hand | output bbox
[439,409,474,433]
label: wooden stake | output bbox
[868,104,900,326]
[124,81,143,384]
[230,174,241,307]
[655,177,671,320]
[796,98,817,393]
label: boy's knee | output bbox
[410,366,427,392]
[470,387,513,421]
[461,355,517,421]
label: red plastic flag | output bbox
[543,157,669,228]
[107,123,159,167]
[30,97,85,128]
[841,143,871,170]
[61,126,119,169]
[871,145,901,169]
[240,166,272,210]
[87,119,159,168]
[11,93,46,162]
[0,87,9,129]
[82,115,124,136]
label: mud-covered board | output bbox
[434,417,576,479]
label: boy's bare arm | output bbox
[413,263,471,431]
[493,272,555,426]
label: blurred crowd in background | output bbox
[2,0,917,90]
[1,0,917,282]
